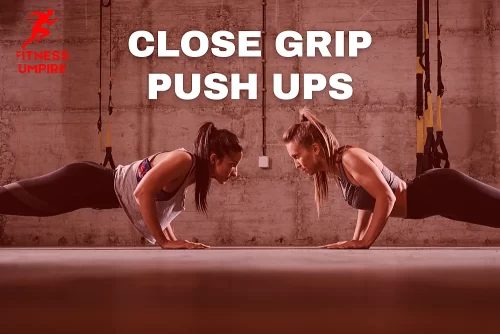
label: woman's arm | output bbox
[344,149,395,247]
[134,151,199,249]
[164,225,177,241]
[321,149,395,249]
[353,210,372,241]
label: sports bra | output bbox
[336,146,400,211]
[135,151,195,201]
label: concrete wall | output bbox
[1,0,500,247]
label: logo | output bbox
[22,9,58,49]
[16,9,69,74]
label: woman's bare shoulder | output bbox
[341,146,383,169]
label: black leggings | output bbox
[0,161,120,217]
[407,168,500,228]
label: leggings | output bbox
[0,161,120,217]
[407,168,500,228]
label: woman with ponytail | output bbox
[0,122,243,249]
[283,108,500,249]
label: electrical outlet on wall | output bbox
[258,156,269,168]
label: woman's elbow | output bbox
[378,193,396,206]
[133,186,142,199]
[133,186,151,204]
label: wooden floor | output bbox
[1,247,500,334]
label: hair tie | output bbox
[299,107,310,123]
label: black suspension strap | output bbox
[432,0,450,169]
[416,0,425,176]
[98,0,116,169]
[422,0,436,173]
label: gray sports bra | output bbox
[336,146,399,211]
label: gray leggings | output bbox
[0,161,120,217]
[407,168,500,228]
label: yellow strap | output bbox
[436,95,443,131]
[425,21,429,39]
[416,56,424,74]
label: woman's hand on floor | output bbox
[319,240,370,249]
[160,240,210,250]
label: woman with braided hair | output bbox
[282,108,500,249]
[0,122,243,249]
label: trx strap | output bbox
[416,0,425,176]
[422,0,436,173]
[416,0,450,176]
[98,0,116,169]
[432,0,450,169]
